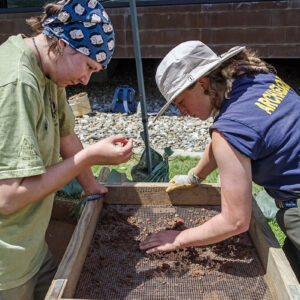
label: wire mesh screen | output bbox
[75,205,273,300]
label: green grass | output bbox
[90,155,286,247]
[91,153,141,180]
[268,219,285,247]
[250,183,286,247]
[252,182,264,196]
[169,156,220,183]
[91,155,220,183]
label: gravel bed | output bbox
[66,58,300,154]
[74,112,212,153]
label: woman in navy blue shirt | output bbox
[140,41,300,270]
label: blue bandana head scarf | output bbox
[43,0,115,69]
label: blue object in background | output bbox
[111,85,136,114]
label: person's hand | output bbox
[139,230,182,254]
[86,135,133,165]
[166,169,204,193]
[82,181,108,197]
[170,168,201,184]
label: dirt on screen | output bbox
[75,204,273,300]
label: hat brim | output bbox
[153,46,245,122]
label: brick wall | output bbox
[1,0,299,58]
[0,11,37,44]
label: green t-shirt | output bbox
[0,34,75,290]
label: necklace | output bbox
[32,37,44,74]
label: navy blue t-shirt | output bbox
[211,73,300,201]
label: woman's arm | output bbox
[0,134,133,215]
[140,130,253,253]
[60,133,107,195]
[193,140,217,180]
[168,141,218,186]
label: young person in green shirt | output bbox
[0,1,132,299]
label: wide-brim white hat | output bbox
[154,41,245,121]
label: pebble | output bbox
[74,111,212,153]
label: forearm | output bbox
[179,130,252,247]
[193,141,217,179]
[140,202,251,254]
[0,149,92,214]
[0,134,133,214]
[60,133,99,194]
[177,213,248,248]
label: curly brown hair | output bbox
[26,2,64,54]
[204,48,276,116]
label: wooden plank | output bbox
[45,279,67,300]
[249,198,300,300]
[51,198,77,224]
[45,199,103,299]
[96,166,110,184]
[57,198,103,298]
[104,182,221,205]
[45,168,109,300]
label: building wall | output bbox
[1,0,299,58]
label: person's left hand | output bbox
[82,181,108,198]
[139,230,181,254]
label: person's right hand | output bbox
[86,135,133,165]
[170,168,201,185]
[140,230,182,254]
[166,168,203,193]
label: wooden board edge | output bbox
[57,167,112,298]
[249,198,300,300]
[52,197,77,224]
[45,278,67,300]
[46,198,103,299]
[103,182,221,206]
[104,182,221,188]
[60,198,104,298]
[97,166,110,183]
